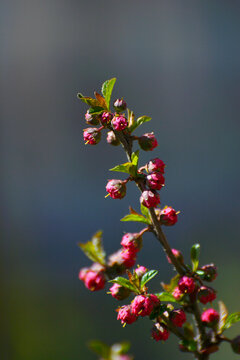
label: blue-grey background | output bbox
[1,1,240,359]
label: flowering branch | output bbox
[77,78,240,360]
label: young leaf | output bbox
[127,110,135,128]
[88,340,111,359]
[101,77,116,109]
[140,270,158,287]
[88,106,104,115]
[109,277,139,293]
[217,300,229,334]
[191,243,200,271]
[129,206,140,215]
[94,92,108,109]
[110,162,134,174]
[129,115,151,133]
[155,292,179,303]
[222,312,240,331]
[140,203,150,220]
[161,274,180,292]
[78,230,106,265]
[131,150,139,167]
[77,93,101,108]
[121,214,151,225]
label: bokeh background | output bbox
[1,0,240,359]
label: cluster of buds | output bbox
[117,294,160,325]
[78,79,240,359]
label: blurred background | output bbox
[1,0,240,359]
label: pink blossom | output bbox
[178,276,196,294]
[160,206,178,226]
[138,132,158,151]
[198,286,216,304]
[131,294,160,317]
[151,323,170,341]
[201,308,219,326]
[106,179,127,199]
[83,127,101,145]
[140,190,160,208]
[117,305,137,325]
[146,172,165,190]
[170,309,186,327]
[84,270,105,291]
[120,233,142,252]
[147,158,165,173]
[111,115,128,131]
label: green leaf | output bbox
[77,93,101,108]
[109,277,139,293]
[222,312,240,331]
[88,106,104,115]
[121,214,151,225]
[110,162,135,175]
[191,243,200,271]
[78,230,106,265]
[161,274,180,293]
[217,301,229,334]
[155,292,179,303]
[140,270,158,287]
[88,340,111,359]
[131,150,139,167]
[140,203,150,220]
[129,115,151,133]
[101,77,116,109]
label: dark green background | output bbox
[1,0,240,359]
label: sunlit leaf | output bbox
[140,270,158,287]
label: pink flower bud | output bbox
[146,172,165,190]
[113,98,127,112]
[85,110,100,125]
[178,276,196,294]
[106,131,120,146]
[78,267,89,281]
[138,132,158,151]
[135,266,147,278]
[83,128,101,145]
[160,206,178,226]
[170,309,186,327]
[106,179,127,199]
[147,158,165,173]
[151,323,170,341]
[83,270,105,291]
[231,336,240,354]
[121,248,137,268]
[121,233,142,252]
[198,286,216,304]
[109,283,131,300]
[101,111,113,125]
[200,264,218,282]
[201,308,219,326]
[140,190,160,208]
[131,294,160,317]
[117,305,137,325]
[172,286,183,300]
[111,115,128,131]
[167,249,184,265]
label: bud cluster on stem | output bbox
[77,78,240,360]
